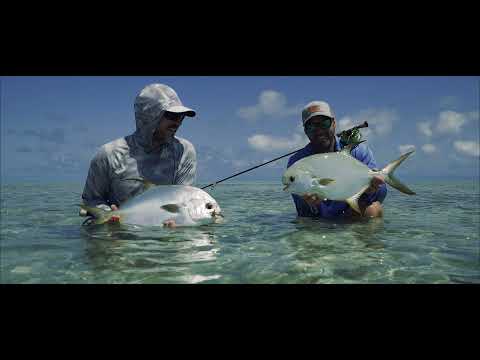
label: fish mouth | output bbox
[212,211,224,218]
[212,213,224,223]
[283,184,290,191]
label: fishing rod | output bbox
[200,148,302,190]
[201,121,369,190]
[337,121,368,145]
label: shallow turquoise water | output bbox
[1,180,479,283]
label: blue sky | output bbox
[1,76,479,184]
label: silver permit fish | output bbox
[282,143,416,214]
[80,181,223,227]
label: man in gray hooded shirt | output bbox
[80,83,197,220]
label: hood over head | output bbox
[133,84,196,151]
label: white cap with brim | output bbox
[135,83,197,119]
[302,100,335,125]
[166,105,196,117]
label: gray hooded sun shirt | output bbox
[81,84,197,211]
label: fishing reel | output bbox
[337,121,368,147]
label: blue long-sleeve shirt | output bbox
[287,137,387,219]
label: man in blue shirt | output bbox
[287,101,387,219]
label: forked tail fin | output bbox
[380,151,416,195]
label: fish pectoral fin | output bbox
[314,177,336,186]
[161,204,182,213]
[345,186,369,215]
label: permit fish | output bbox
[282,142,416,214]
[80,178,223,227]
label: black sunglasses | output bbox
[304,117,333,132]
[164,112,185,122]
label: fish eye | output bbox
[205,203,213,210]
[290,176,295,182]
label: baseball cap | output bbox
[134,84,196,119]
[302,101,335,125]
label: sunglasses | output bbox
[304,117,333,132]
[163,112,185,122]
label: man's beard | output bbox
[152,127,176,145]
[316,134,332,150]
[309,130,335,152]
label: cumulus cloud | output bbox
[467,111,479,120]
[231,159,252,169]
[248,131,309,153]
[398,144,416,154]
[435,111,467,134]
[417,110,474,138]
[453,141,480,157]
[421,144,437,154]
[417,121,433,137]
[336,109,396,141]
[237,90,301,121]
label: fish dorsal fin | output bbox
[315,177,335,186]
[161,204,181,213]
[340,140,366,155]
[345,185,369,215]
[124,177,156,190]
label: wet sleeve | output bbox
[174,141,197,185]
[81,149,113,211]
[353,145,388,205]
[292,194,314,217]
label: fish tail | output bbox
[79,204,117,224]
[380,151,416,195]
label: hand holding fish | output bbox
[163,219,177,228]
[302,193,323,206]
[107,204,120,223]
[365,176,385,194]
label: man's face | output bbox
[152,111,185,143]
[304,115,336,149]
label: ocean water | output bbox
[1,180,479,284]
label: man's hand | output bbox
[163,219,177,228]
[365,176,385,194]
[302,193,324,206]
[108,204,120,223]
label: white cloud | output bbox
[237,90,301,121]
[421,144,437,154]
[231,159,251,169]
[453,141,480,157]
[467,111,479,120]
[417,121,433,137]
[337,109,396,141]
[436,111,467,134]
[248,133,308,152]
[337,117,356,133]
[398,144,416,154]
